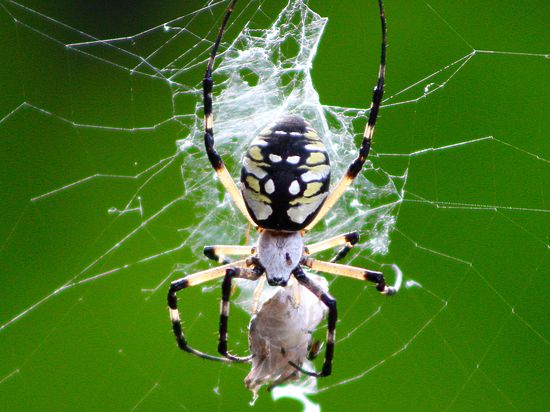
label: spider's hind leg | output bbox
[168,259,251,362]
[219,267,263,361]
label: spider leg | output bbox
[290,275,301,308]
[302,257,397,295]
[289,267,337,377]
[203,245,255,264]
[304,0,386,232]
[251,275,266,314]
[203,0,256,228]
[167,258,251,362]
[305,231,359,262]
[219,267,263,361]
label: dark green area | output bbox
[1,1,548,411]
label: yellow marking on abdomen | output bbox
[306,152,326,165]
[304,182,323,197]
[304,130,318,139]
[248,146,264,161]
[290,192,325,205]
[244,188,272,204]
[246,176,261,192]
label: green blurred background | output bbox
[1,0,548,411]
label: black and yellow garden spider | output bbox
[168,0,395,378]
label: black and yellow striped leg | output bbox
[304,0,386,232]
[302,257,397,295]
[289,266,337,377]
[219,267,262,362]
[167,259,250,362]
[202,0,257,228]
[203,245,255,264]
[305,232,359,263]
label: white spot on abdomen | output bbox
[289,180,300,195]
[264,179,275,194]
[305,143,326,151]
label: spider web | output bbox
[0,0,548,411]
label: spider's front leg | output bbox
[168,259,251,362]
[203,244,255,264]
[201,0,256,229]
[303,0,387,233]
[218,266,263,361]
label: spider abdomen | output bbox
[240,116,330,231]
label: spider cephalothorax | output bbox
[256,230,303,286]
[168,0,396,383]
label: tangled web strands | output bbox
[182,0,400,253]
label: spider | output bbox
[168,0,395,378]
